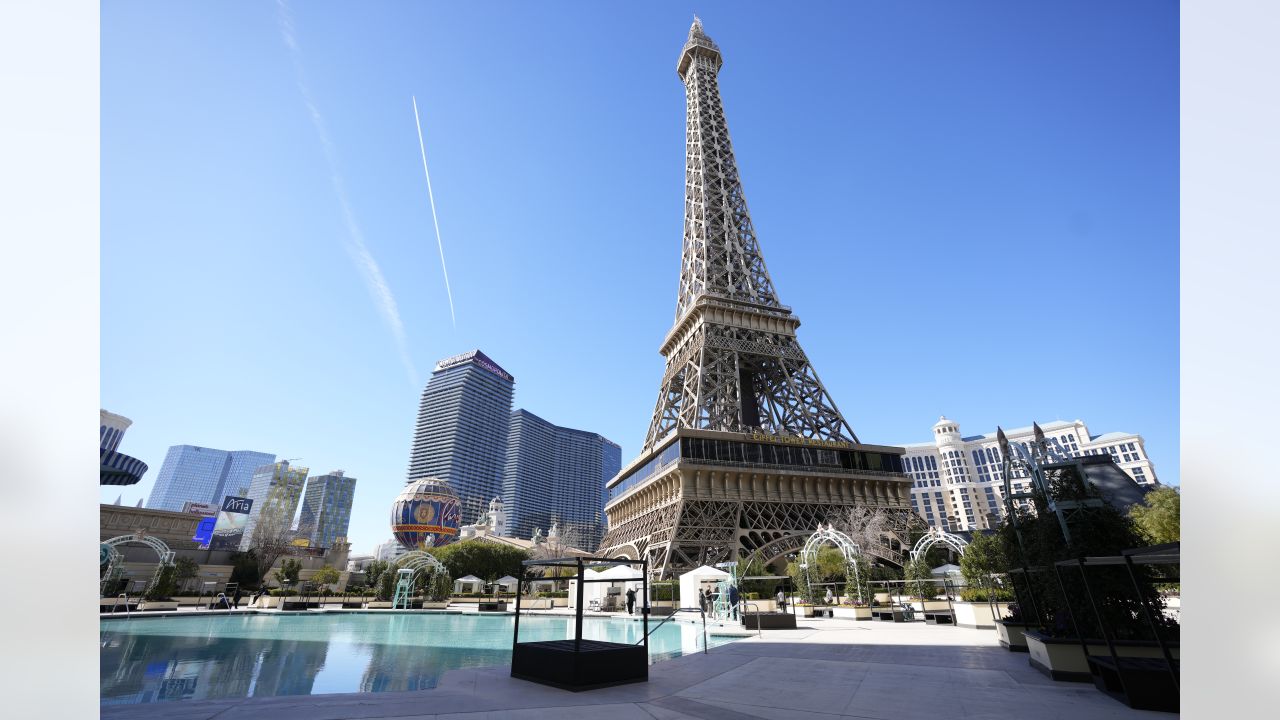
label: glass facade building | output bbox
[502,409,621,546]
[406,350,515,526]
[297,470,357,550]
[238,460,309,550]
[145,446,275,512]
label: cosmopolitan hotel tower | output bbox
[503,410,622,546]
[146,445,275,512]
[404,349,622,540]
[900,416,1159,532]
[407,350,517,526]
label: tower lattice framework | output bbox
[644,18,857,452]
[599,20,917,579]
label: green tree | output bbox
[904,555,934,599]
[431,540,529,583]
[997,466,1173,640]
[425,569,453,602]
[364,559,389,590]
[376,565,397,601]
[172,556,200,594]
[312,565,341,592]
[1129,486,1180,544]
[273,557,303,587]
[959,531,1005,592]
[143,564,178,602]
[228,550,260,589]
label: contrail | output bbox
[275,0,419,387]
[411,96,456,327]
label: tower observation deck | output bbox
[598,19,915,578]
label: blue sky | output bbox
[101,0,1179,554]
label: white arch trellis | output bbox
[392,550,447,609]
[799,524,866,604]
[100,533,176,597]
[908,527,969,561]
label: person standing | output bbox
[728,584,740,620]
[824,587,834,605]
[776,588,786,613]
[625,587,636,615]
[698,587,708,614]
[233,587,243,609]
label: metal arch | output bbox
[100,534,176,596]
[908,527,969,561]
[398,550,446,576]
[392,550,448,609]
[799,524,866,604]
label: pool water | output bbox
[100,612,741,704]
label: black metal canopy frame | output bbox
[510,556,650,691]
[1051,543,1179,712]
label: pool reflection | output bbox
[100,613,736,704]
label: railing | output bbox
[111,593,131,618]
[638,607,709,654]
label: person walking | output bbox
[233,587,243,609]
[775,587,786,613]
[625,587,636,615]
[728,584,740,621]
[824,587,834,605]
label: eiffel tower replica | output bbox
[599,19,916,578]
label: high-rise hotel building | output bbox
[146,445,276,512]
[406,350,515,526]
[238,460,309,550]
[900,416,1159,532]
[297,470,357,550]
[502,410,622,545]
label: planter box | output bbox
[512,640,647,691]
[801,606,834,618]
[366,601,395,609]
[138,601,179,612]
[832,606,874,621]
[478,601,508,612]
[872,608,907,622]
[1024,631,1180,683]
[742,612,797,630]
[953,602,1011,630]
[249,596,282,609]
[422,601,450,609]
[996,621,1032,652]
[552,598,569,607]
[522,598,553,609]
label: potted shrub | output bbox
[999,461,1180,683]
[995,603,1032,652]
[138,565,179,611]
[421,569,452,609]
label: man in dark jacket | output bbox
[728,584,740,620]
[625,587,636,615]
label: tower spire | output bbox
[644,20,858,449]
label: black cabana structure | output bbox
[511,556,649,691]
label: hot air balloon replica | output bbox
[390,477,462,550]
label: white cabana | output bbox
[454,574,484,593]
[678,565,731,610]
[596,564,644,608]
[566,568,606,610]
[496,575,520,591]
[931,564,963,582]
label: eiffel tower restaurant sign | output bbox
[597,19,915,578]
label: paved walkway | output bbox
[101,616,1175,719]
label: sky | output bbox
[101,0,1179,555]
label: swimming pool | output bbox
[100,612,743,704]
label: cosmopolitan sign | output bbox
[434,350,513,382]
